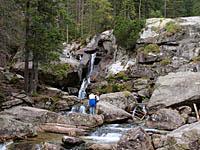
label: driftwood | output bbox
[193,103,200,121]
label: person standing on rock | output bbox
[79,101,86,114]
[88,93,96,115]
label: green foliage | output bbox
[150,10,163,18]
[114,17,145,49]
[192,0,200,16]
[96,83,132,94]
[143,44,160,54]
[160,57,171,66]
[107,71,129,82]
[41,63,70,80]
[164,21,181,34]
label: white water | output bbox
[78,53,96,99]
[81,124,133,144]
[0,142,13,150]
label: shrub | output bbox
[164,21,181,34]
[41,63,70,80]
[144,44,160,54]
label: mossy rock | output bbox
[143,44,160,54]
[164,21,181,35]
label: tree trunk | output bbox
[24,0,30,94]
[164,0,167,17]
[139,0,142,19]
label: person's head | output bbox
[96,92,100,95]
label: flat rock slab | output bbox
[148,72,200,111]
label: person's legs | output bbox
[90,107,95,115]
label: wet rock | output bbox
[62,136,84,148]
[146,108,185,130]
[158,122,200,149]
[0,115,36,142]
[148,72,200,111]
[88,144,116,150]
[116,127,154,150]
[97,101,132,123]
[100,91,136,110]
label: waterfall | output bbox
[78,53,96,100]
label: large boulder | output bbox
[1,106,70,126]
[0,115,36,142]
[146,108,185,130]
[116,127,154,150]
[148,72,200,111]
[100,91,136,110]
[157,122,200,150]
[66,113,104,128]
[97,101,132,123]
[1,106,104,129]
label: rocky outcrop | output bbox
[97,101,132,123]
[148,72,200,111]
[116,127,154,150]
[100,91,136,110]
[33,94,79,111]
[0,115,36,142]
[146,108,185,130]
[157,122,200,150]
[1,92,33,110]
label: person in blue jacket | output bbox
[88,93,96,115]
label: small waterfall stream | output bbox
[81,123,134,144]
[78,53,96,99]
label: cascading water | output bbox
[78,53,96,99]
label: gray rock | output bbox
[100,91,136,110]
[146,108,185,130]
[148,72,200,111]
[158,122,200,149]
[0,115,36,142]
[97,101,132,123]
[116,127,154,150]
